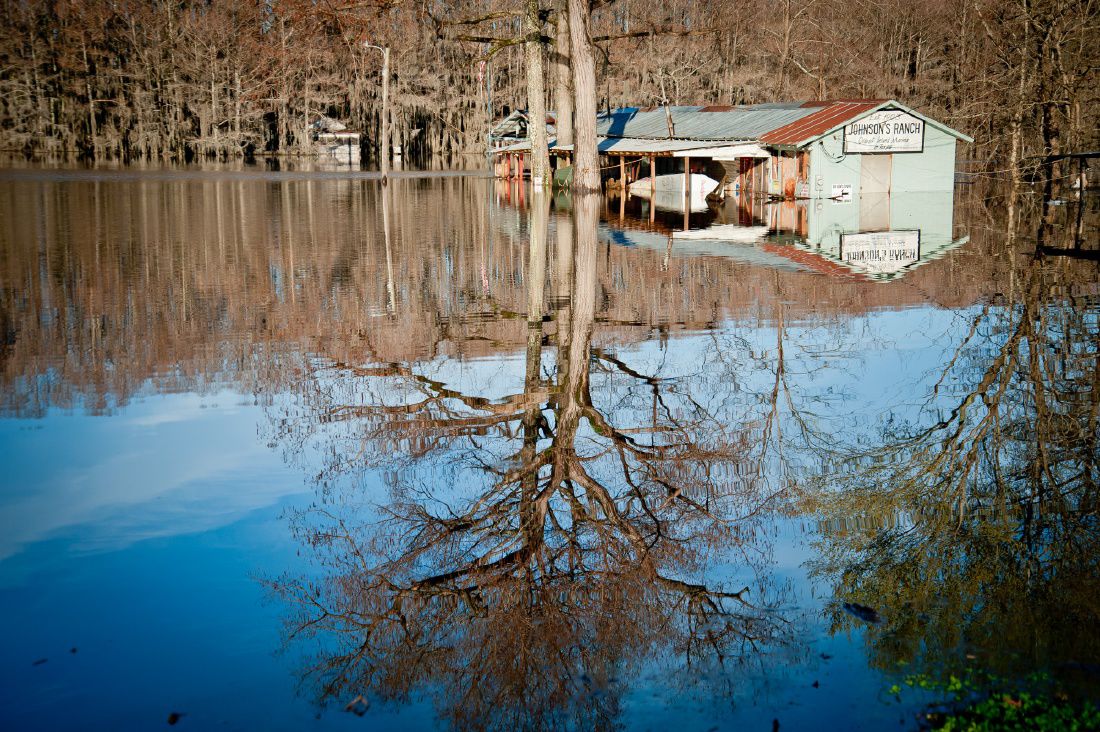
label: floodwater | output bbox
[0,165,1097,731]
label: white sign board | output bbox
[844,110,924,153]
[831,183,852,202]
[840,230,920,274]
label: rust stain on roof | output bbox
[760,100,884,146]
[698,105,736,112]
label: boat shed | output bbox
[538,100,972,200]
[311,116,362,163]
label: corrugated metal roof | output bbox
[596,104,820,142]
[552,137,721,155]
[671,143,770,159]
[759,100,886,145]
[515,100,969,153]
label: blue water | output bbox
[1,170,1094,730]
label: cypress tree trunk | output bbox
[567,0,599,191]
[525,0,550,187]
[553,0,574,149]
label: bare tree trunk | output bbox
[553,0,574,149]
[81,39,97,157]
[381,46,391,179]
[568,0,599,191]
[779,0,792,98]
[525,0,550,187]
[1006,11,1029,241]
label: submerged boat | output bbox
[628,173,720,213]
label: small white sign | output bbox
[840,230,920,274]
[844,110,924,153]
[831,183,853,201]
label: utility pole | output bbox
[364,43,391,181]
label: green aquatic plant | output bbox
[887,668,1100,731]
[932,692,1100,731]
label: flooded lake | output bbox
[1,165,1097,730]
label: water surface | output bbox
[1,167,1097,730]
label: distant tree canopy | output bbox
[0,0,1096,171]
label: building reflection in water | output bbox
[598,189,970,282]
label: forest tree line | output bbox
[0,0,1096,175]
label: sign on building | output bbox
[831,183,852,201]
[839,231,920,274]
[844,110,924,153]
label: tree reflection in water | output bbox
[268,191,796,730]
[813,205,1100,693]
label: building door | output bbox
[860,154,892,193]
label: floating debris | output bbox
[843,602,884,625]
[344,694,369,717]
[167,711,185,725]
[31,658,47,666]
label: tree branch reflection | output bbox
[268,191,794,729]
[813,208,1100,687]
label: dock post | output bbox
[683,156,691,230]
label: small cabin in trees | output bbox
[489,109,558,178]
[311,116,362,163]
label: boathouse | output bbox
[311,116,362,163]
[494,100,971,201]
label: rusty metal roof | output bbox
[759,101,886,146]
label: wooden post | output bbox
[644,155,655,223]
[619,155,626,189]
[683,155,691,229]
[1075,157,1086,248]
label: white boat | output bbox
[628,173,719,213]
[672,224,769,244]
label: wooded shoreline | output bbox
[0,0,1095,179]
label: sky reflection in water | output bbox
[0,170,1096,731]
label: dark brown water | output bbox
[0,166,1097,731]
